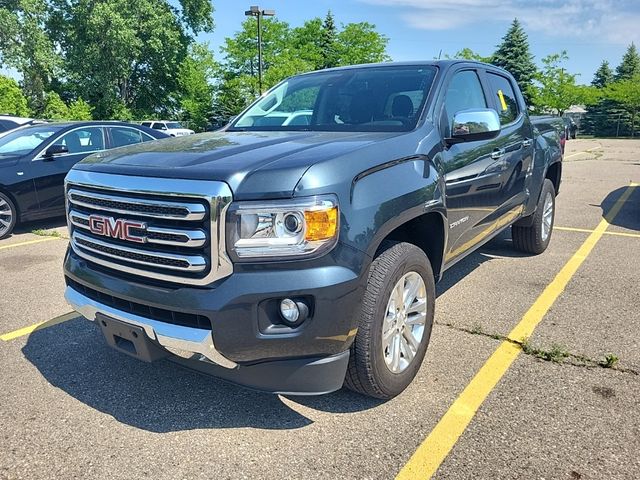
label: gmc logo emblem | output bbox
[88,215,146,243]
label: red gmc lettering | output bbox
[88,215,146,243]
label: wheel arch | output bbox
[0,185,20,220]
[371,210,447,281]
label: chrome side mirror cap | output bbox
[450,108,501,143]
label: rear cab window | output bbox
[486,72,519,125]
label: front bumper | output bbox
[64,243,367,394]
[65,286,236,368]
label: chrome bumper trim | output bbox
[65,286,237,369]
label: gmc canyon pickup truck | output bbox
[63,61,562,399]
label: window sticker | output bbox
[497,89,508,111]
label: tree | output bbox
[335,22,389,66]
[0,0,60,114]
[291,18,324,70]
[47,0,214,119]
[221,17,291,80]
[177,43,216,132]
[533,51,593,116]
[0,75,30,116]
[42,91,69,119]
[592,60,614,88]
[614,43,640,81]
[491,19,537,105]
[320,11,337,69]
[450,48,490,62]
[606,76,640,137]
[67,98,92,120]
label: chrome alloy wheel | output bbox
[382,271,428,373]
[541,192,554,242]
[0,197,13,237]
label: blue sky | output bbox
[202,0,640,84]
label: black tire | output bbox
[345,241,435,399]
[0,192,17,240]
[512,179,556,254]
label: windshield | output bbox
[165,122,183,129]
[0,125,61,157]
[230,65,438,132]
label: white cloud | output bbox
[359,0,640,45]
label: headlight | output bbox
[227,195,339,259]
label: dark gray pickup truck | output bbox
[63,61,562,399]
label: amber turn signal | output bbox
[304,206,338,241]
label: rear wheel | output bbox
[345,241,435,399]
[512,179,555,254]
[0,192,17,240]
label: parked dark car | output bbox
[0,121,169,239]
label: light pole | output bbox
[245,6,275,94]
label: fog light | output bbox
[280,298,300,324]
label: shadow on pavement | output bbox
[21,212,569,431]
[436,229,528,297]
[599,185,640,231]
[22,317,383,432]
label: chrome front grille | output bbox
[65,170,233,286]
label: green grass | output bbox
[31,228,63,238]
[600,353,619,369]
[520,337,569,363]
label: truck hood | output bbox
[74,130,405,200]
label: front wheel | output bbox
[0,192,17,240]
[345,242,435,399]
[512,179,556,254]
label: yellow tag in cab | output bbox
[497,89,508,111]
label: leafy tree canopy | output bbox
[177,43,217,131]
[0,74,30,116]
[67,97,92,120]
[42,91,68,119]
[605,75,640,136]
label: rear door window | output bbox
[487,73,519,125]
[108,127,149,147]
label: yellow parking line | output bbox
[396,184,635,480]
[0,312,78,341]
[0,236,60,251]
[555,226,640,239]
[564,145,601,159]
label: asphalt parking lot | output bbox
[1,138,638,480]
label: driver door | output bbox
[441,69,503,263]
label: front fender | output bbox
[343,155,445,259]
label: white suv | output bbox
[0,116,44,136]
[140,120,194,137]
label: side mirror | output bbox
[447,109,501,145]
[44,144,69,158]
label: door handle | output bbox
[522,138,533,147]
[491,148,505,160]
